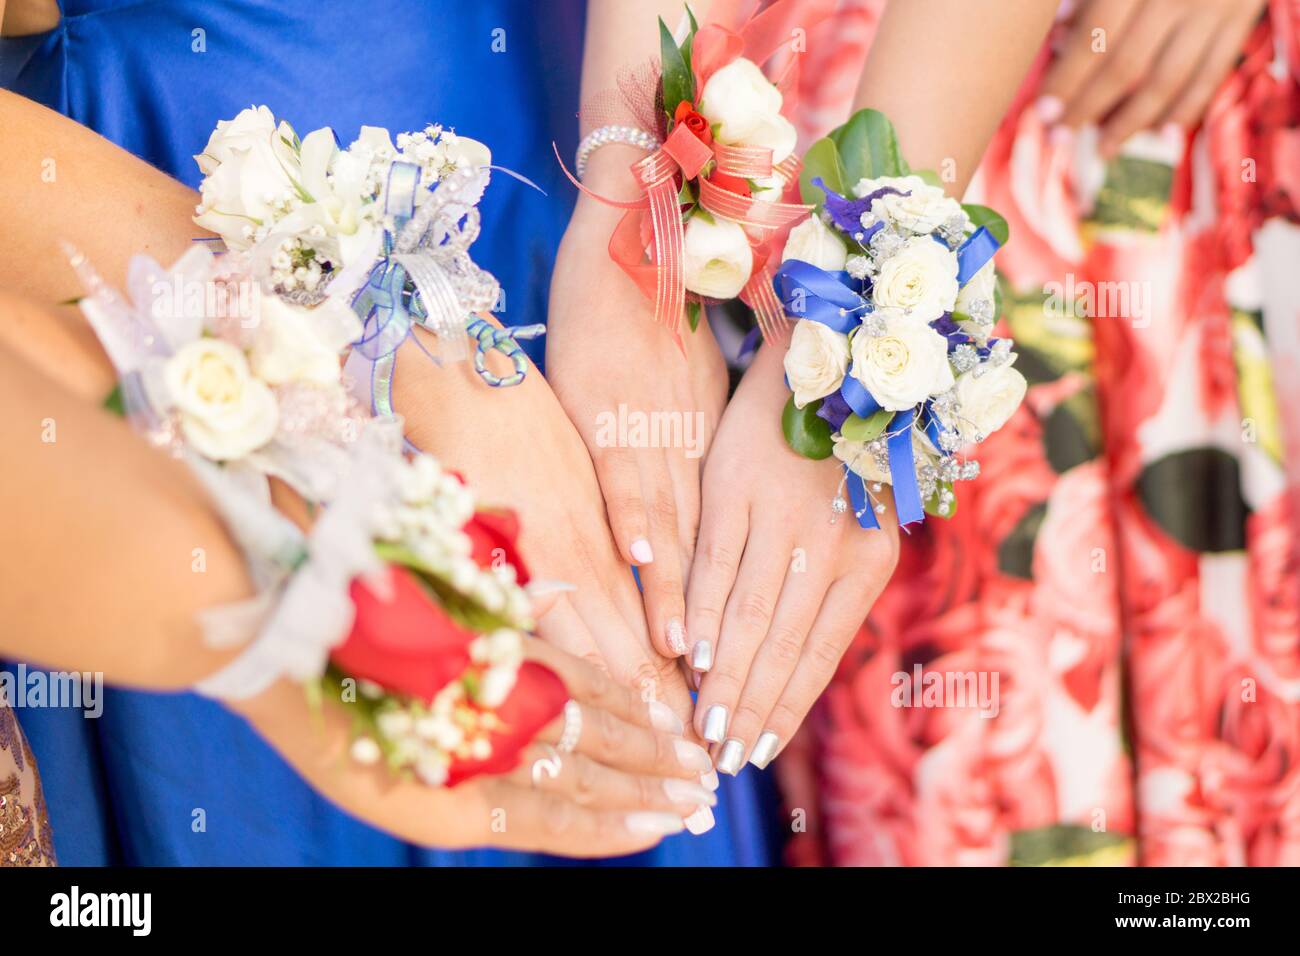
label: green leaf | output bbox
[59,296,84,307]
[102,384,125,418]
[830,109,908,183]
[782,397,835,460]
[799,136,847,207]
[686,300,702,332]
[840,409,892,442]
[681,5,700,76]
[923,481,957,519]
[962,203,1010,245]
[659,17,693,119]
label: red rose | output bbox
[673,99,712,146]
[445,660,568,786]
[334,565,476,703]
[464,508,531,585]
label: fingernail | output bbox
[749,731,780,770]
[1035,95,1064,124]
[673,738,714,772]
[666,618,686,656]
[684,805,716,835]
[1161,121,1183,141]
[1049,124,1074,148]
[625,811,685,836]
[648,699,684,735]
[690,639,713,672]
[663,778,717,808]
[524,579,577,596]
[701,704,728,743]
[630,538,654,564]
[700,770,720,792]
[717,737,746,775]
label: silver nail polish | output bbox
[684,805,716,835]
[749,731,780,770]
[717,737,745,775]
[691,639,713,672]
[700,770,720,792]
[701,704,728,743]
[625,812,685,837]
[666,619,687,656]
[647,699,684,735]
[663,778,717,808]
[673,738,713,772]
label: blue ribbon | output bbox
[886,406,925,527]
[773,259,863,334]
[843,463,880,530]
[839,365,881,419]
[956,226,1000,286]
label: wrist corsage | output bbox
[775,110,1027,531]
[70,243,565,788]
[565,0,830,344]
[193,107,544,419]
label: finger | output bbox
[535,699,713,779]
[684,485,748,676]
[757,570,888,769]
[592,445,655,568]
[1161,16,1257,130]
[664,425,703,573]
[525,635,684,734]
[477,778,684,857]
[1058,1,1184,130]
[637,452,689,659]
[1097,13,1218,155]
[715,559,830,775]
[506,743,716,814]
[694,528,791,746]
[1037,0,1140,121]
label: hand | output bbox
[234,638,718,857]
[685,341,899,775]
[393,329,705,750]
[546,191,729,664]
[1037,0,1268,156]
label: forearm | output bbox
[852,0,1058,196]
[0,89,203,303]
[0,336,251,688]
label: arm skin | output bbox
[685,0,1062,771]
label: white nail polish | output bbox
[647,700,684,735]
[630,538,654,564]
[523,579,577,597]
[625,812,685,836]
[749,731,780,770]
[663,778,717,808]
[691,639,713,672]
[684,805,716,836]
[700,770,720,792]
[666,619,686,655]
[701,704,728,743]
[717,737,745,776]
[673,738,713,773]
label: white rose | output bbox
[954,258,997,318]
[248,295,362,387]
[849,307,955,410]
[697,58,798,164]
[682,214,753,299]
[193,108,304,248]
[784,319,850,408]
[853,174,964,235]
[164,339,279,461]
[833,430,940,486]
[872,235,960,320]
[949,362,1027,444]
[782,215,848,271]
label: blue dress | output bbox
[0,0,779,865]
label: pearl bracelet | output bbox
[575,125,659,179]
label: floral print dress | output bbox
[0,702,55,866]
[780,0,1300,866]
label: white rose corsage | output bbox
[775,110,1026,530]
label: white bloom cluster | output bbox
[374,454,532,626]
[781,172,1027,517]
[193,107,490,299]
